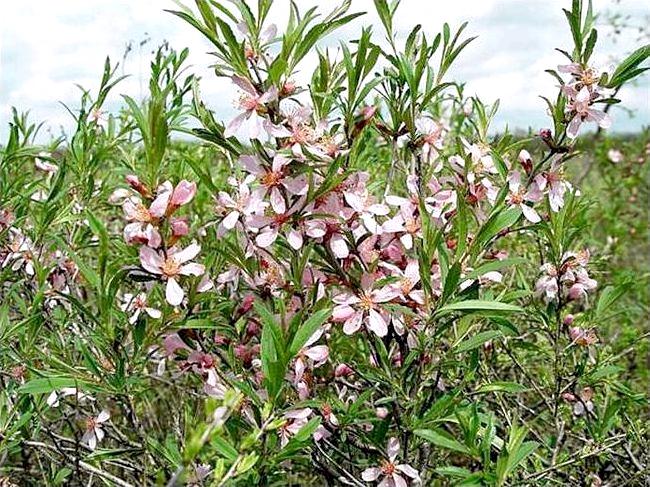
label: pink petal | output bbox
[387,437,400,461]
[392,473,407,487]
[171,180,197,207]
[343,312,363,335]
[139,246,163,274]
[304,345,329,363]
[231,75,257,96]
[367,309,388,337]
[179,262,205,276]
[521,204,541,224]
[287,228,303,249]
[332,305,355,321]
[396,464,420,479]
[166,278,184,306]
[222,210,240,230]
[361,468,382,481]
[270,187,286,214]
[256,228,278,248]
[174,242,201,264]
[329,234,349,258]
[224,112,248,138]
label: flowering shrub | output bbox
[1,1,649,485]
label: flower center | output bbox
[238,94,260,112]
[261,171,282,187]
[381,460,396,475]
[510,190,525,205]
[134,203,153,223]
[161,257,181,277]
[401,278,413,294]
[359,294,374,311]
[405,218,419,234]
[580,68,597,87]
[85,417,97,431]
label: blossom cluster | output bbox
[535,249,598,303]
[113,176,210,306]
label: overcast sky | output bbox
[1,0,648,143]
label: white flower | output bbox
[81,410,110,450]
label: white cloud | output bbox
[0,0,647,142]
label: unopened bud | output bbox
[126,175,152,198]
[334,363,353,378]
[375,407,389,419]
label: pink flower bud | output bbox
[334,363,353,378]
[361,105,377,121]
[563,314,575,326]
[561,392,576,402]
[539,128,552,139]
[239,294,255,314]
[375,407,389,419]
[281,80,296,97]
[518,149,533,174]
[246,321,261,338]
[126,175,151,198]
[170,217,189,237]
[171,180,197,207]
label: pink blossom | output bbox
[565,86,611,139]
[82,410,110,450]
[2,228,36,276]
[139,242,205,306]
[46,388,92,408]
[415,116,445,163]
[566,268,597,301]
[534,158,571,212]
[35,152,58,173]
[293,329,329,398]
[344,190,390,234]
[382,202,421,250]
[335,363,354,377]
[225,76,289,139]
[607,149,623,163]
[535,263,559,302]
[383,260,425,305]
[247,196,306,249]
[361,437,420,486]
[279,408,312,447]
[332,275,398,337]
[217,178,268,233]
[240,154,308,214]
[506,171,541,223]
[120,292,161,324]
[569,326,598,346]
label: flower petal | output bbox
[166,278,184,306]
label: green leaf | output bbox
[434,466,472,479]
[213,435,239,461]
[472,207,522,256]
[415,429,471,455]
[255,301,286,400]
[441,262,462,304]
[453,330,502,353]
[475,382,529,394]
[607,44,650,88]
[289,308,331,356]
[19,376,88,395]
[465,258,527,280]
[435,299,523,317]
